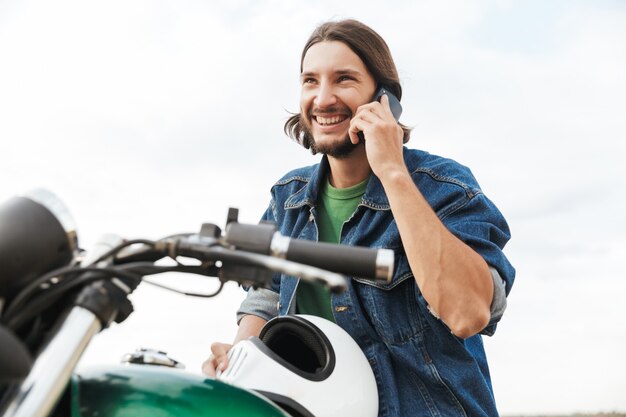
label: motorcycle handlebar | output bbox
[1,204,396,338]
[224,222,394,283]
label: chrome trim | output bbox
[1,307,101,417]
[23,188,79,254]
[229,249,347,292]
[375,249,395,283]
[111,277,132,294]
[121,348,185,369]
[269,232,290,259]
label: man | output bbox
[204,19,515,417]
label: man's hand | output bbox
[201,314,267,378]
[348,94,405,181]
[202,342,233,377]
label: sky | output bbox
[1,0,625,415]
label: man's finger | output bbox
[208,342,233,375]
[201,356,218,377]
[210,342,231,357]
[349,118,367,144]
[379,94,392,115]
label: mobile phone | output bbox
[358,86,403,142]
[374,86,402,121]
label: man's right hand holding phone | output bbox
[349,92,405,181]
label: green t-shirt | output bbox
[295,176,369,322]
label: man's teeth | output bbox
[316,115,347,126]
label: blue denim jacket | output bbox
[239,147,515,417]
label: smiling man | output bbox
[204,19,515,417]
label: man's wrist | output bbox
[377,163,413,185]
[234,314,267,343]
[377,165,412,189]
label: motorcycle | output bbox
[0,189,393,417]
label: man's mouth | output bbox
[314,114,350,126]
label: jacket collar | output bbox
[285,154,396,211]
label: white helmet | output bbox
[217,314,378,417]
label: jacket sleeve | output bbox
[442,191,515,335]
[484,266,507,336]
[236,287,279,324]
[235,200,281,324]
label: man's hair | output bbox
[284,19,411,149]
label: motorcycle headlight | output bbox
[0,189,78,302]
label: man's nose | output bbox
[314,83,337,108]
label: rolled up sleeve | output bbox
[236,287,279,324]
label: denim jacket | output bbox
[239,147,515,417]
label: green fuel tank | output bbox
[70,365,290,417]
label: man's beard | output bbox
[310,133,358,159]
[301,113,359,159]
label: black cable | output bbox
[22,315,42,347]
[4,239,158,318]
[3,264,83,319]
[87,239,157,266]
[142,278,224,298]
[4,265,146,330]
[5,263,215,331]
[158,233,195,240]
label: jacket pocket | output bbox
[352,266,429,345]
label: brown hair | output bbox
[284,19,411,149]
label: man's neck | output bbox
[326,147,371,188]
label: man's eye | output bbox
[337,75,354,82]
[302,78,316,84]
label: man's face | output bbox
[299,41,377,158]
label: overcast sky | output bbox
[1,0,625,415]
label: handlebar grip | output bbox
[224,222,276,254]
[224,222,394,282]
[283,239,394,282]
